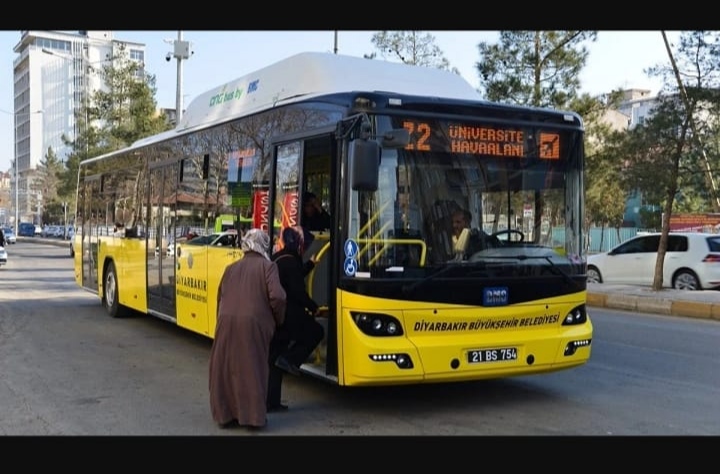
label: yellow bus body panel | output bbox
[175,244,242,337]
[174,245,209,336]
[115,237,149,312]
[97,236,148,313]
[337,289,592,387]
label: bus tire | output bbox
[104,261,125,318]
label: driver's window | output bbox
[218,235,234,247]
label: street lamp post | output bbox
[14,113,18,229]
[2,108,43,229]
[165,31,193,123]
[63,201,68,239]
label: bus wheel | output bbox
[104,262,124,318]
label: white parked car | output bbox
[155,240,176,258]
[0,244,7,266]
[587,232,720,290]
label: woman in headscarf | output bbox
[208,228,287,429]
[267,226,325,411]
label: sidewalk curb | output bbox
[17,236,70,248]
[588,287,720,321]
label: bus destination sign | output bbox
[401,119,560,160]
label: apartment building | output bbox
[596,88,662,227]
[10,30,146,225]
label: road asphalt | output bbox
[13,236,720,322]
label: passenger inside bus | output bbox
[302,192,331,231]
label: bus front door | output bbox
[147,163,178,319]
[271,129,337,377]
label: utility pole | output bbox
[14,112,19,228]
[166,31,193,124]
[334,31,338,54]
[63,201,68,239]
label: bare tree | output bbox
[365,31,458,73]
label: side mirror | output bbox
[350,139,380,191]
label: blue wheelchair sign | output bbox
[344,257,357,276]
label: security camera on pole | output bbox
[164,31,193,123]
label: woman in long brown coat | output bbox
[209,229,287,429]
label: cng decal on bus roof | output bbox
[209,79,259,107]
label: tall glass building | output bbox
[11,30,146,224]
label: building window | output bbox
[34,38,71,52]
[130,49,144,62]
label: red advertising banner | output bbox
[252,185,270,232]
[280,186,300,229]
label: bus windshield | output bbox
[346,114,584,276]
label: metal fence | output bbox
[548,227,641,254]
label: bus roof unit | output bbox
[128,52,483,151]
[178,52,482,132]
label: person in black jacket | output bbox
[267,225,325,412]
[0,227,6,247]
[302,192,332,231]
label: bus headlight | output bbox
[351,312,404,337]
[562,305,587,326]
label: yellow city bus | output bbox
[72,52,592,387]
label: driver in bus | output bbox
[450,208,497,258]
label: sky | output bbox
[0,30,682,173]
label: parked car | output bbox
[154,239,176,258]
[587,232,720,290]
[185,230,238,247]
[2,227,16,244]
[0,244,6,267]
[155,230,238,258]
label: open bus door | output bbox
[269,126,339,380]
[267,119,408,383]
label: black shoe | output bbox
[267,403,289,413]
[275,356,300,375]
[218,419,238,429]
